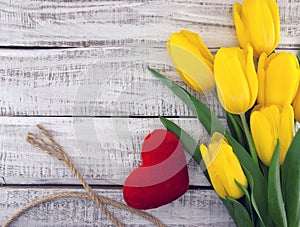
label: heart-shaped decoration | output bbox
[123,129,189,210]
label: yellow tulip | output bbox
[200,132,248,199]
[257,52,300,106]
[214,45,258,114]
[250,105,294,166]
[166,30,215,93]
[233,0,280,57]
[293,85,300,122]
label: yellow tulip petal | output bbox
[292,52,300,69]
[202,133,247,199]
[265,0,280,48]
[176,71,203,93]
[245,45,258,109]
[292,60,300,122]
[167,30,215,93]
[234,0,280,57]
[215,143,246,199]
[167,42,215,93]
[261,105,280,137]
[208,132,227,164]
[178,30,214,64]
[168,31,214,71]
[264,52,279,65]
[214,47,252,114]
[200,144,210,167]
[251,105,295,166]
[257,53,267,105]
[207,164,228,199]
[241,0,276,57]
[265,53,300,105]
[250,111,276,166]
[293,86,300,122]
[278,105,294,164]
[207,142,233,199]
[233,3,248,50]
[291,54,300,98]
[201,142,228,199]
[225,145,247,187]
[210,131,226,144]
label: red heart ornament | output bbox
[123,129,189,210]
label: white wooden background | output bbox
[0,0,299,226]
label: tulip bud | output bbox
[250,105,294,166]
[166,30,215,93]
[233,0,280,57]
[257,52,300,106]
[200,132,248,199]
[214,45,258,114]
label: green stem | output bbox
[240,113,259,168]
[227,112,245,146]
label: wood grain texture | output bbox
[0,47,224,117]
[0,116,222,186]
[0,0,299,225]
[0,187,234,226]
[1,47,299,117]
[0,0,298,48]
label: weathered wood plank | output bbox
[1,47,298,117]
[9,118,297,193]
[0,0,298,48]
[0,47,224,117]
[0,117,223,186]
[0,187,234,226]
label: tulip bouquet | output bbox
[148,0,300,226]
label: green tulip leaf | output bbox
[223,197,254,227]
[235,179,254,223]
[244,167,265,227]
[222,199,239,225]
[268,140,287,227]
[226,133,271,227]
[148,67,225,135]
[159,116,209,181]
[226,113,238,139]
[282,129,300,227]
[297,50,300,64]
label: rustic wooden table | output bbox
[0,0,299,226]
